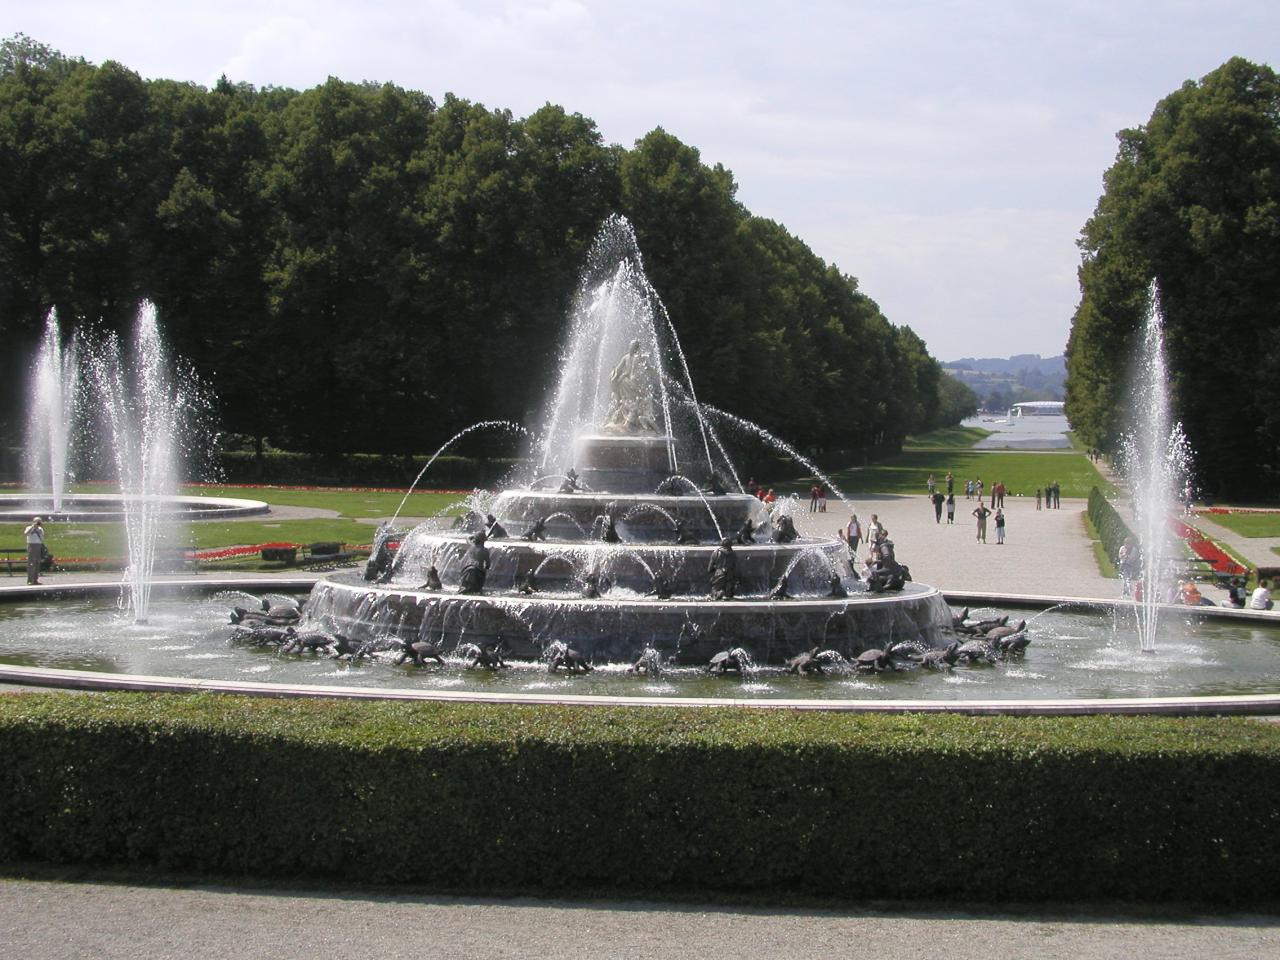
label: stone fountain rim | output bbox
[2,578,1279,715]
[0,492,270,522]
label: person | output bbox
[975,478,984,503]
[1180,581,1213,606]
[1052,481,1061,509]
[1250,579,1274,611]
[817,485,827,513]
[994,507,1006,544]
[24,516,45,585]
[763,488,777,505]
[945,471,954,495]
[946,493,955,524]
[746,477,758,497]
[866,514,883,546]
[926,474,936,496]
[809,484,820,513]
[1117,537,1137,597]
[931,490,945,523]
[972,503,990,543]
[993,481,1005,509]
[845,513,862,555]
[1035,488,1042,511]
[1227,578,1249,609]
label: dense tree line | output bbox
[1066,57,1280,498]
[0,35,973,471]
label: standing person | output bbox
[946,493,956,524]
[972,503,990,543]
[927,474,937,496]
[1035,488,1042,511]
[845,512,862,555]
[994,481,1005,508]
[931,490,945,523]
[964,479,972,500]
[809,484,819,513]
[817,485,827,513]
[1251,579,1274,611]
[945,471,954,495]
[994,507,1006,544]
[866,513,883,546]
[23,516,45,585]
[1053,481,1062,509]
[1117,537,1136,596]
[976,478,984,504]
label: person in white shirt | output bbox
[23,516,45,585]
[1250,579,1273,611]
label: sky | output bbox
[7,1,1279,361]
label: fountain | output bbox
[4,308,267,528]
[5,222,1279,712]
[302,216,953,663]
[1120,283,1193,652]
[22,311,79,516]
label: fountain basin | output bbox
[3,581,1280,711]
[0,493,269,523]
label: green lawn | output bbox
[1201,512,1280,538]
[184,485,465,520]
[902,425,992,449]
[783,450,1113,500]
[2,484,471,565]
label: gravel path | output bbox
[792,492,1116,600]
[1,879,1276,960]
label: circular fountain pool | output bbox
[0,493,269,523]
[3,591,1280,707]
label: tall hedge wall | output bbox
[1,693,1278,904]
[1088,486,1135,562]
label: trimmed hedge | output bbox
[1088,486,1134,562]
[1,693,1278,904]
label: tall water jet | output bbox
[1121,283,1193,652]
[87,303,188,623]
[23,311,79,515]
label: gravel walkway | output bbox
[1,879,1276,960]
[792,492,1116,600]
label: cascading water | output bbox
[23,311,79,515]
[86,303,190,623]
[1120,284,1193,652]
[536,215,726,486]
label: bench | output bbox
[2,548,25,576]
[154,548,198,572]
[261,546,298,565]
[3,547,54,576]
[297,541,358,567]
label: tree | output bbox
[1066,57,1280,497]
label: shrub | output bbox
[0,693,1277,904]
[1088,486,1134,562]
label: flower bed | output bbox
[1171,519,1248,576]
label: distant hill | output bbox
[942,354,1065,409]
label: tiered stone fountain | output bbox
[303,218,951,664]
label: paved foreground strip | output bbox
[0,879,1276,960]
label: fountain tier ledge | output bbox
[306,574,953,664]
